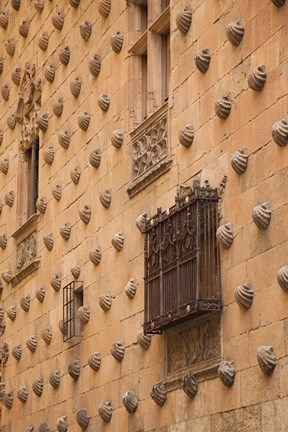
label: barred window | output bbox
[143,187,221,334]
[63,281,83,341]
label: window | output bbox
[143,187,221,334]
[63,281,84,341]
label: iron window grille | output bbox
[63,281,83,341]
[143,186,221,334]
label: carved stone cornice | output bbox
[12,213,39,242]
[11,257,41,287]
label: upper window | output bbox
[63,281,84,341]
[143,187,221,334]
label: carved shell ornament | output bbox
[111,232,124,251]
[6,39,16,56]
[43,233,54,251]
[70,77,81,98]
[58,130,71,149]
[26,335,37,352]
[79,205,92,224]
[52,184,62,201]
[0,158,8,175]
[272,116,288,146]
[137,330,152,350]
[89,149,101,168]
[51,273,62,291]
[226,19,245,46]
[80,21,92,40]
[2,269,12,283]
[69,0,80,8]
[77,305,90,324]
[37,113,49,132]
[59,46,70,66]
[71,262,81,279]
[248,65,267,91]
[150,382,167,406]
[12,344,22,360]
[178,124,194,148]
[98,0,111,17]
[1,85,10,101]
[36,197,47,214]
[234,282,254,310]
[11,67,21,86]
[39,32,49,51]
[3,391,13,409]
[218,360,235,387]
[252,202,271,230]
[215,95,232,119]
[53,98,64,117]
[43,146,54,165]
[0,382,5,400]
[0,58,3,74]
[32,377,43,396]
[56,416,68,432]
[36,285,46,302]
[20,295,30,312]
[52,11,64,31]
[257,346,277,375]
[0,234,7,249]
[19,20,30,38]
[0,308,4,320]
[7,305,17,321]
[111,340,125,362]
[42,326,52,344]
[176,7,192,34]
[0,11,9,29]
[277,265,288,293]
[271,0,286,6]
[39,422,50,432]
[195,48,211,73]
[12,0,21,10]
[88,352,101,371]
[98,94,110,111]
[0,129,4,144]
[70,167,81,185]
[231,148,248,174]
[7,113,17,130]
[99,293,112,312]
[44,63,55,83]
[89,54,101,77]
[89,247,101,265]
[111,31,124,53]
[216,223,234,249]
[182,371,198,398]
[59,319,67,335]
[68,360,80,380]
[111,129,124,148]
[98,400,112,423]
[99,189,112,208]
[34,0,44,12]
[49,369,61,389]
[78,111,90,131]
[17,386,28,404]
[76,408,89,429]
[122,390,138,413]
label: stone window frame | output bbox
[63,281,84,342]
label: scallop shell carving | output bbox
[0,308,4,321]
[111,232,124,251]
[2,270,12,283]
[176,7,192,34]
[234,282,254,310]
[80,21,92,40]
[70,166,81,184]
[19,20,30,38]
[39,32,49,51]
[89,149,101,168]
[178,124,194,148]
[122,390,138,413]
[7,113,17,130]
[136,214,146,233]
[36,285,46,302]
[60,223,71,240]
[53,98,64,117]
[1,85,10,101]
[99,293,112,312]
[56,416,68,432]
[277,265,288,293]
[137,330,152,350]
[248,65,267,91]
[39,422,50,432]
[0,129,4,144]
[59,46,70,66]
[17,386,28,403]
[99,189,112,208]
[0,234,7,249]
[52,184,62,201]
[195,48,211,73]
[32,377,43,396]
[216,223,234,249]
[49,369,61,389]
[43,146,54,165]
[76,408,89,429]
[231,148,248,174]
[89,247,101,265]
[98,400,112,423]
[43,233,54,251]
[68,360,80,380]
[12,344,22,360]
[0,11,9,29]
[58,319,67,335]
[44,64,55,83]
[11,67,21,86]
[50,273,62,292]
[111,130,124,148]
[111,31,123,53]
[98,0,111,17]
[12,0,21,10]
[150,382,167,406]
[271,0,286,5]
[34,0,44,12]
[20,295,30,312]
[78,112,90,131]
[36,197,47,214]
[182,371,198,399]
[257,346,277,375]
[0,159,9,175]
[58,130,71,149]
[52,11,64,31]
[252,202,271,230]
[218,360,235,387]
[215,95,232,119]
[226,19,245,46]
[3,392,13,409]
[37,113,49,132]
[98,94,110,112]
[88,352,101,371]
[42,326,52,344]
[70,77,81,98]
[272,116,288,146]
[77,305,90,324]
[69,0,80,7]
[111,340,125,362]
[7,305,17,321]
[79,205,91,224]
[6,39,16,56]
[124,279,137,299]
[89,54,101,77]
[0,382,5,400]
[26,335,37,352]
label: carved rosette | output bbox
[3,392,13,409]
[178,124,194,148]
[76,408,89,429]
[122,390,138,413]
[70,166,81,184]
[99,189,112,208]
[77,305,90,324]
[56,416,68,432]
[78,111,90,131]
[49,369,61,389]
[70,77,81,98]
[182,372,198,399]
[68,360,80,380]
[195,49,211,73]
[252,202,271,229]
[111,232,124,251]
[111,340,125,362]
[98,400,112,423]
[17,386,28,403]
[248,65,267,91]
[218,360,235,387]
[80,21,92,40]
[231,148,248,174]
[215,95,232,119]
[257,346,277,375]
[98,0,111,17]
[111,129,124,148]
[150,382,167,406]
[234,282,254,310]
[98,93,110,111]
[89,149,101,168]
[52,11,64,31]
[26,335,37,352]
[43,233,54,251]
[88,352,101,371]
[12,344,22,360]
[176,7,192,34]
[36,285,46,302]
[20,295,31,312]
[7,305,17,321]
[89,54,101,77]
[79,205,92,224]
[99,293,112,312]
[137,330,152,350]
[89,247,101,265]
[111,31,123,53]
[58,130,71,149]
[60,222,71,240]
[42,326,52,344]
[216,223,234,249]
[32,377,43,396]
[50,273,62,291]
[71,262,81,279]
[226,19,245,46]
[272,116,288,146]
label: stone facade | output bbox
[0,0,288,430]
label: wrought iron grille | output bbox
[144,187,221,334]
[63,281,83,341]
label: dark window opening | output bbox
[63,281,83,341]
[27,139,39,218]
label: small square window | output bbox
[63,281,83,341]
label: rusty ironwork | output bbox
[144,187,221,334]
